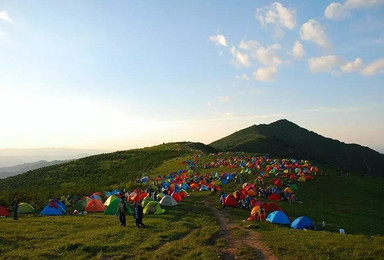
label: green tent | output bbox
[17,203,34,214]
[141,196,154,208]
[143,201,165,215]
[104,199,132,215]
[104,195,118,207]
[74,200,87,212]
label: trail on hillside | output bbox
[204,201,277,260]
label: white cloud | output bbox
[230,46,250,67]
[254,67,277,82]
[209,34,227,47]
[341,58,363,73]
[218,96,231,103]
[236,74,250,80]
[324,2,350,20]
[361,58,384,76]
[300,19,331,49]
[308,55,344,73]
[291,41,305,59]
[325,0,384,20]
[0,10,13,23]
[256,2,296,30]
[206,102,212,107]
[239,40,283,67]
[345,0,384,9]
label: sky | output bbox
[0,0,383,153]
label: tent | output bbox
[199,185,209,191]
[159,195,178,206]
[172,192,183,202]
[298,176,306,182]
[223,194,238,207]
[141,196,154,208]
[262,203,282,214]
[0,205,10,216]
[40,201,66,216]
[89,194,103,201]
[104,195,118,206]
[178,189,189,199]
[128,193,141,203]
[17,203,35,214]
[268,193,280,201]
[247,188,257,196]
[85,199,105,212]
[74,200,87,212]
[266,211,291,225]
[143,201,165,214]
[290,216,316,230]
[104,199,132,215]
[271,178,283,187]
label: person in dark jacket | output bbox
[118,199,127,227]
[133,201,145,228]
[12,197,19,221]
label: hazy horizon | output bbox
[1,1,383,152]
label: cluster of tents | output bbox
[202,155,319,181]
[1,153,320,233]
[38,188,189,216]
[0,203,35,217]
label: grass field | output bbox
[1,152,384,259]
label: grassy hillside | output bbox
[0,142,212,208]
[210,119,384,177]
[1,151,383,259]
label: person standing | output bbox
[118,199,127,227]
[12,197,19,221]
[133,201,145,228]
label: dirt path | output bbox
[205,201,278,260]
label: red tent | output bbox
[268,193,280,201]
[224,194,238,207]
[85,199,105,212]
[262,202,282,214]
[271,178,283,187]
[0,205,10,216]
[172,192,182,202]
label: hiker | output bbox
[118,199,127,227]
[259,205,265,222]
[12,197,19,220]
[133,201,145,228]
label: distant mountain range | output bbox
[0,148,107,168]
[0,160,67,179]
[210,119,384,177]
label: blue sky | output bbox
[0,1,383,152]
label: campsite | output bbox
[1,143,384,259]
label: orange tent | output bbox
[85,199,105,212]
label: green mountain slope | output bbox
[0,142,214,206]
[210,119,384,177]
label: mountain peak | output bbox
[211,119,384,177]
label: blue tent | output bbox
[40,201,66,216]
[290,216,316,230]
[180,183,189,190]
[199,185,209,191]
[266,211,291,225]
